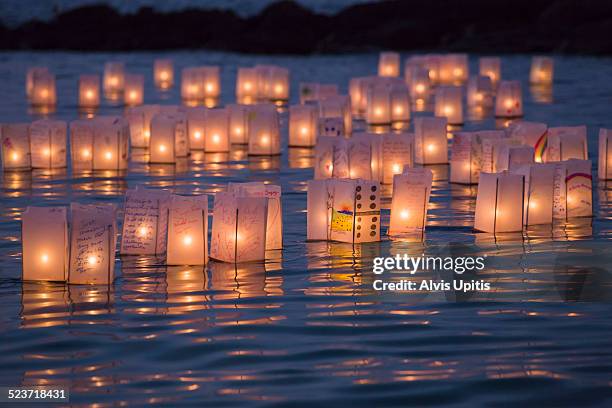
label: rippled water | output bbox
[0,52,611,407]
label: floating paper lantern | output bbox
[424,54,442,85]
[403,55,427,84]
[467,75,493,107]
[390,84,411,123]
[201,66,221,99]
[21,206,68,281]
[478,57,501,88]
[314,136,342,179]
[210,192,269,263]
[563,159,592,218]
[546,126,588,162]
[103,61,125,95]
[450,130,505,184]
[494,145,534,172]
[355,76,380,117]
[166,194,209,265]
[439,54,468,84]
[512,163,559,225]
[1,123,31,171]
[69,203,117,284]
[380,133,414,184]
[349,77,367,117]
[69,117,130,171]
[530,56,554,85]
[598,129,612,180]
[331,135,379,180]
[228,182,283,250]
[495,80,523,118]
[319,95,353,136]
[227,104,250,144]
[414,117,448,164]
[154,58,174,89]
[474,172,525,233]
[306,179,380,243]
[30,71,56,106]
[255,65,289,102]
[204,108,230,152]
[366,84,391,125]
[124,74,144,106]
[247,104,281,155]
[181,67,204,101]
[29,119,67,169]
[26,67,48,98]
[506,121,548,163]
[289,104,319,147]
[78,74,100,109]
[407,66,431,101]
[120,187,171,255]
[126,104,161,148]
[185,107,206,150]
[299,82,338,104]
[379,51,400,77]
[389,168,433,236]
[434,86,463,125]
[236,67,258,104]
[318,117,344,137]
[149,113,189,163]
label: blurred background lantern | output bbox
[227,104,250,144]
[29,119,67,169]
[414,117,448,164]
[378,51,400,77]
[154,58,174,89]
[126,105,160,148]
[479,57,501,88]
[495,80,523,117]
[103,61,125,96]
[78,74,100,109]
[434,85,463,125]
[289,104,319,147]
[530,56,554,85]
[30,70,56,107]
[204,108,230,152]
[123,74,144,106]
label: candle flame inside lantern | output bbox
[427,144,435,152]
[375,107,383,116]
[415,83,425,94]
[88,255,97,265]
[40,253,49,264]
[205,83,214,92]
[504,99,514,109]
[43,148,51,156]
[159,144,167,153]
[261,135,270,145]
[129,90,138,101]
[392,163,401,173]
[475,93,484,102]
[183,235,193,246]
[110,77,118,86]
[160,71,169,81]
[443,105,453,116]
[235,127,242,135]
[194,131,202,140]
[400,210,409,219]
[188,85,198,94]
[300,126,308,136]
[529,201,538,210]
[244,82,252,91]
[212,134,220,144]
[82,149,91,158]
[394,106,403,115]
[138,226,147,237]
[453,68,463,77]
[385,66,392,75]
[274,84,283,94]
[144,130,150,139]
[11,152,19,161]
[105,151,113,160]
[86,89,94,99]
[40,88,49,98]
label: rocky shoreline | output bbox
[1,0,611,54]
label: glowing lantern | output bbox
[563,159,592,218]
[467,75,493,107]
[511,163,560,225]
[414,117,448,164]
[434,86,463,125]
[439,54,468,84]
[227,104,250,144]
[26,67,48,98]
[389,168,433,236]
[181,67,204,101]
[185,106,206,150]
[474,172,525,233]
[201,66,221,99]
[314,136,342,179]
[204,108,230,152]
[21,206,68,281]
[149,113,189,163]
[478,57,501,88]
[390,83,411,123]
[166,194,209,265]
[424,54,442,85]
[380,133,415,184]
[29,119,67,169]
[68,203,117,284]
[319,95,352,136]
[30,70,56,107]
[78,74,100,108]
[1,123,31,171]
[228,182,283,250]
[289,104,319,147]
[69,116,129,171]
[247,104,281,155]
[494,145,534,172]
[451,130,504,184]
[318,117,344,137]
[123,74,144,106]
[356,76,381,117]
[546,126,588,162]
[403,55,427,84]
[255,64,289,102]
[505,121,548,163]
[103,61,125,95]
[210,192,269,263]
[598,128,612,180]
[349,77,367,117]
[379,51,400,77]
[126,104,161,148]
[154,58,174,89]
[407,66,431,101]
[530,56,554,85]
[120,186,171,255]
[299,82,338,104]
[495,80,523,117]
[331,134,380,180]
[306,179,380,243]
[236,67,258,104]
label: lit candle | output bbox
[105,151,112,160]
[400,209,409,219]
[88,255,97,265]
[183,235,193,246]
[194,131,202,140]
[138,226,147,237]
[40,253,49,263]
[159,144,166,153]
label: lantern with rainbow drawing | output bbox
[154,58,174,89]
[474,172,525,233]
[204,108,230,153]
[495,80,523,118]
[598,128,612,180]
[289,104,319,147]
[21,206,68,281]
[29,119,67,169]
[166,194,209,265]
[69,116,130,171]
[1,123,32,171]
[247,104,281,155]
[30,71,56,107]
[379,51,400,77]
[506,121,548,163]
[546,126,588,162]
[103,61,125,96]
[434,85,463,125]
[78,74,100,109]
[149,113,189,163]
[389,168,433,236]
[414,117,448,164]
[563,159,592,218]
[530,56,554,85]
[478,57,501,88]
[124,74,144,106]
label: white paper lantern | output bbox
[494,145,534,172]
[495,80,523,118]
[407,66,431,101]
[598,128,612,180]
[467,75,493,107]
[149,113,189,163]
[318,117,344,138]
[414,117,448,164]
[124,74,144,106]
[210,192,269,263]
[389,168,433,236]
[289,104,318,147]
[563,159,592,218]
[30,71,56,106]
[349,77,367,117]
[78,74,100,108]
[26,67,48,98]
[450,130,505,184]
[227,104,250,144]
[255,65,289,102]
[511,163,560,225]
[299,82,338,104]
[120,186,171,255]
[319,95,352,136]
[68,203,117,284]
[1,123,31,171]
[390,83,411,123]
[181,67,204,101]
[29,119,67,169]
[166,194,209,265]
[70,116,130,171]
[530,56,554,85]
[546,126,588,162]
[439,54,468,84]
[185,107,206,150]
[435,86,463,125]
[204,108,230,152]
[21,206,68,281]
[379,51,400,77]
[236,67,258,104]
[474,172,525,233]
[331,134,379,180]
[380,133,415,184]
[505,121,548,163]
[424,54,442,85]
[103,61,125,95]
[201,66,221,99]
[306,178,380,243]
[126,104,161,148]
[154,58,174,89]
[247,104,281,155]
[478,57,501,87]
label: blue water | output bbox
[0,51,611,407]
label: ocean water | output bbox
[0,51,611,407]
